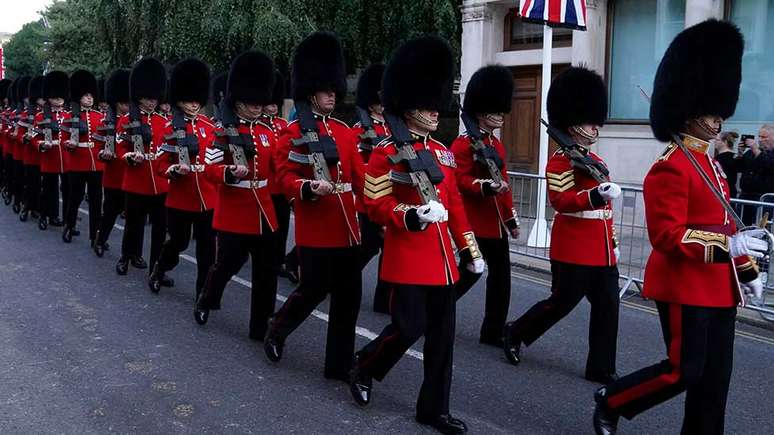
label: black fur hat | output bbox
[96,77,105,103]
[43,71,69,100]
[463,65,513,115]
[227,50,275,105]
[7,79,16,103]
[271,70,286,107]
[0,79,11,101]
[355,63,385,110]
[547,66,607,131]
[382,35,454,114]
[170,58,211,106]
[211,72,227,106]
[16,76,32,101]
[70,69,98,101]
[129,57,167,102]
[29,76,44,102]
[291,32,346,101]
[106,68,131,105]
[650,19,743,142]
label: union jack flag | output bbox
[519,0,588,31]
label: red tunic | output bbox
[364,134,476,286]
[275,114,364,248]
[17,110,40,166]
[62,108,105,172]
[451,133,518,239]
[115,111,169,196]
[10,111,24,160]
[94,116,126,190]
[157,114,218,212]
[261,114,288,196]
[546,147,617,267]
[351,119,390,213]
[642,135,757,308]
[33,109,69,174]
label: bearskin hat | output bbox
[271,70,286,107]
[211,72,227,107]
[129,57,167,102]
[0,79,11,101]
[169,58,210,106]
[382,35,454,114]
[70,69,98,101]
[96,77,105,103]
[15,76,32,101]
[547,66,607,131]
[43,71,69,100]
[227,50,274,105]
[29,76,44,102]
[355,63,385,110]
[650,19,743,142]
[105,69,131,105]
[291,32,346,101]
[7,79,16,104]
[463,65,513,115]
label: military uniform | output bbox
[0,79,12,195]
[10,77,32,215]
[20,76,44,221]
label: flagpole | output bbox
[527,24,552,248]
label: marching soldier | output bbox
[115,58,169,276]
[263,32,365,383]
[10,77,31,215]
[350,63,392,314]
[452,65,520,347]
[0,79,12,197]
[194,51,280,341]
[592,20,766,435]
[62,70,106,244]
[348,36,484,434]
[20,76,44,222]
[501,66,621,384]
[150,58,217,296]
[93,69,131,257]
[34,71,71,230]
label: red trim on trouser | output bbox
[607,304,683,409]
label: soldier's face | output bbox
[235,101,262,120]
[178,101,201,117]
[139,98,158,112]
[37,98,45,107]
[117,102,130,115]
[99,102,110,112]
[49,97,65,108]
[312,91,336,113]
[479,113,505,131]
[369,104,384,116]
[80,93,94,108]
[159,103,171,113]
[406,109,439,134]
[263,104,279,116]
[570,123,600,146]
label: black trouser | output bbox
[199,229,277,338]
[602,303,736,435]
[358,284,456,419]
[12,159,25,207]
[271,246,362,379]
[23,164,40,213]
[96,187,125,245]
[121,192,166,269]
[156,208,215,294]
[0,153,6,189]
[285,246,299,270]
[739,193,761,226]
[66,171,103,240]
[505,260,620,377]
[357,212,391,312]
[455,235,512,340]
[41,173,69,220]
[271,194,291,270]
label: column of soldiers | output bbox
[0,19,765,435]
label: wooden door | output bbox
[501,64,569,173]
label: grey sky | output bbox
[0,0,53,34]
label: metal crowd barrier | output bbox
[505,171,774,322]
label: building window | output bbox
[504,9,572,51]
[726,0,774,132]
[607,0,686,121]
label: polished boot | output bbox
[131,256,148,269]
[19,208,28,222]
[12,202,20,214]
[159,274,174,287]
[148,266,163,293]
[71,228,81,236]
[263,324,284,363]
[62,227,74,243]
[348,354,372,406]
[93,242,106,258]
[49,217,64,227]
[416,415,468,434]
[193,295,209,325]
[278,263,299,284]
[593,389,619,435]
[116,256,130,275]
[502,323,522,366]
[38,216,48,231]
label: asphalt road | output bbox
[1,205,773,434]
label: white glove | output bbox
[466,257,485,274]
[598,182,622,201]
[417,200,447,224]
[729,229,769,259]
[742,277,764,299]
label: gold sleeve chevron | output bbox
[681,229,729,263]
[547,170,574,192]
[365,173,393,200]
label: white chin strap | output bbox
[695,117,721,137]
[311,96,333,116]
[485,114,504,128]
[408,110,439,130]
[570,125,599,144]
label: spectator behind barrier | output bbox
[739,124,774,225]
[714,131,740,198]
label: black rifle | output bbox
[288,101,338,182]
[164,109,199,167]
[61,102,86,147]
[383,112,444,205]
[123,104,151,156]
[540,119,609,183]
[355,106,386,153]
[37,104,60,150]
[461,111,506,188]
[94,106,117,155]
[214,101,254,167]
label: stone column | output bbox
[571,0,608,77]
[460,1,505,98]
[685,0,723,27]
